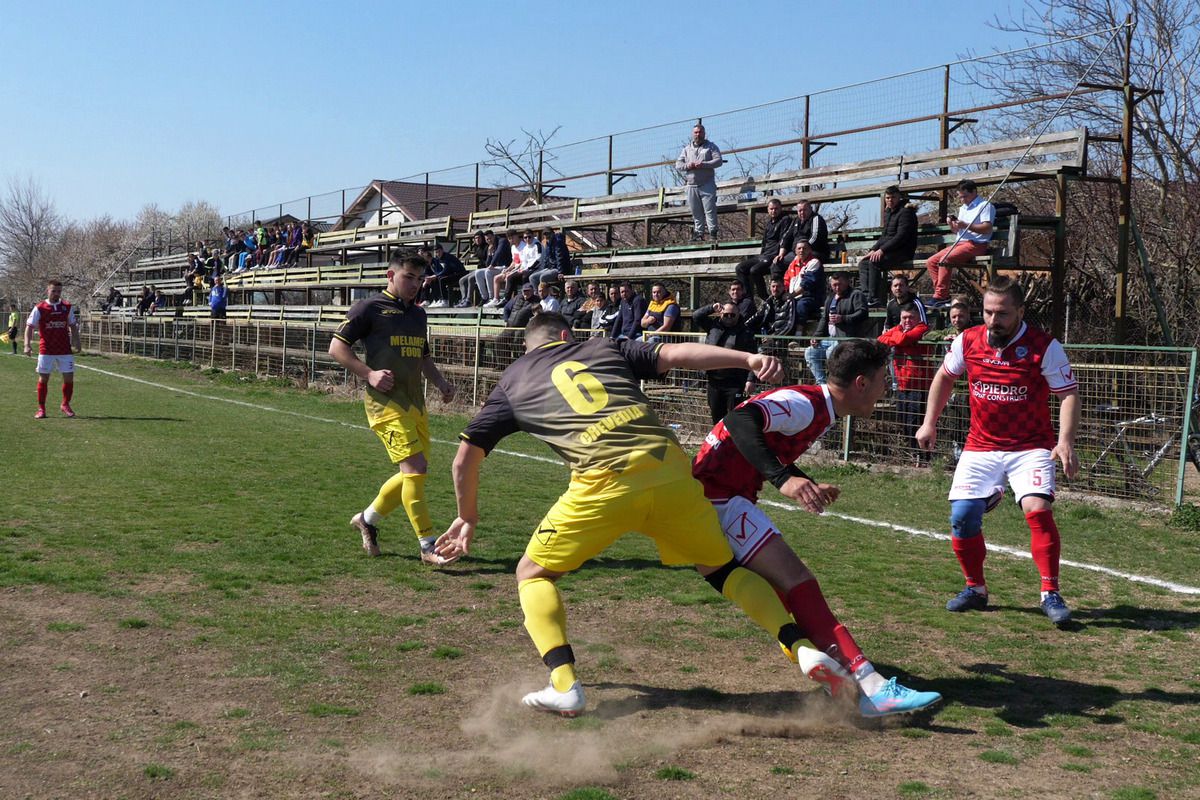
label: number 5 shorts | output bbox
[949,448,1055,505]
[35,354,74,375]
[524,445,734,574]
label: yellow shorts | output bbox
[525,447,733,573]
[370,411,429,464]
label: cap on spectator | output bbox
[522,282,534,291]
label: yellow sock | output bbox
[400,474,433,538]
[518,577,578,692]
[722,567,799,662]
[370,472,406,517]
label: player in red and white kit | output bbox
[916,277,1079,626]
[693,339,943,717]
[24,279,81,419]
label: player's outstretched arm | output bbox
[916,368,957,451]
[657,342,782,383]
[435,441,486,559]
[1052,389,1081,479]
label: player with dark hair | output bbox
[329,254,457,564]
[917,276,1080,625]
[692,339,943,717]
[24,280,79,419]
[436,313,827,717]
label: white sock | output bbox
[970,584,988,596]
[419,535,437,552]
[854,663,886,696]
[363,506,384,526]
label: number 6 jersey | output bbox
[460,337,681,477]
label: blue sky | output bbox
[0,0,1029,222]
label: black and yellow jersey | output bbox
[460,337,682,476]
[332,291,430,424]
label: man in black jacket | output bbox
[805,271,870,383]
[793,200,830,263]
[693,301,758,423]
[751,276,800,383]
[734,198,794,299]
[858,186,917,307]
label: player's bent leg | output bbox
[699,560,804,662]
[516,559,585,716]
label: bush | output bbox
[1168,502,1200,531]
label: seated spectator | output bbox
[590,285,620,337]
[734,197,794,298]
[609,281,646,341]
[135,286,154,316]
[878,303,934,457]
[752,276,799,384]
[559,280,586,329]
[283,221,303,266]
[884,274,927,332]
[503,283,539,327]
[640,283,680,343]
[455,232,490,307]
[537,282,561,314]
[254,222,268,267]
[101,287,123,313]
[493,229,535,303]
[426,243,466,308]
[529,228,572,288]
[805,270,870,384]
[692,300,757,423]
[148,287,167,315]
[783,241,826,327]
[858,186,917,308]
[476,230,512,306]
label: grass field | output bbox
[1,351,1198,800]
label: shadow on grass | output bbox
[927,662,1200,728]
[74,415,187,422]
[988,603,1200,632]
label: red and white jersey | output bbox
[692,384,835,503]
[27,301,76,356]
[942,322,1076,452]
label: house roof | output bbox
[336,180,535,230]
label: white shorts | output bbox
[35,354,74,375]
[949,448,1055,505]
[711,496,780,564]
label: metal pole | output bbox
[231,321,236,371]
[1175,348,1198,507]
[1113,13,1134,344]
[282,322,288,378]
[801,95,811,169]
[1052,172,1068,339]
[472,308,483,405]
[939,64,951,221]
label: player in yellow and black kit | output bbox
[435,313,816,716]
[329,254,457,564]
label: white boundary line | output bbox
[75,362,1200,595]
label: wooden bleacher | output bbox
[307,217,455,257]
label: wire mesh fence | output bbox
[81,313,1197,508]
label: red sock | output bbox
[952,534,987,588]
[62,382,73,404]
[784,579,866,673]
[1026,509,1061,592]
[36,382,47,408]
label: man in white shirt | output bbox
[926,179,994,307]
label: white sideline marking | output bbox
[76,362,1200,595]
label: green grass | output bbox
[1,354,1198,799]
[143,763,175,780]
[655,766,695,780]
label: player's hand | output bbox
[367,369,394,392]
[1053,441,1079,480]
[915,422,937,451]
[439,381,457,404]
[748,353,783,384]
[780,476,836,514]
[435,517,476,560]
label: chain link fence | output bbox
[80,315,1197,507]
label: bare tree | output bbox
[174,200,224,244]
[0,176,62,279]
[965,0,1200,345]
[483,127,563,203]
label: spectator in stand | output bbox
[676,122,724,241]
[884,274,927,332]
[456,232,490,307]
[924,295,972,341]
[859,186,917,308]
[529,228,572,288]
[537,282,560,314]
[734,198,795,299]
[559,280,586,329]
[751,277,800,384]
[693,300,758,423]
[496,229,537,301]
[783,241,826,328]
[477,230,512,306]
[225,229,243,271]
[793,200,830,263]
[100,288,123,315]
[609,281,647,341]
[243,228,259,270]
[640,283,680,344]
[426,244,466,308]
[283,220,304,266]
[805,271,870,384]
[297,221,315,263]
[135,286,153,316]
[878,303,934,456]
[927,179,994,307]
[255,222,268,268]
[590,285,620,337]
[148,287,167,315]
[504,282,540,327]
[725,279,757,321]
[209,276,228,319]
